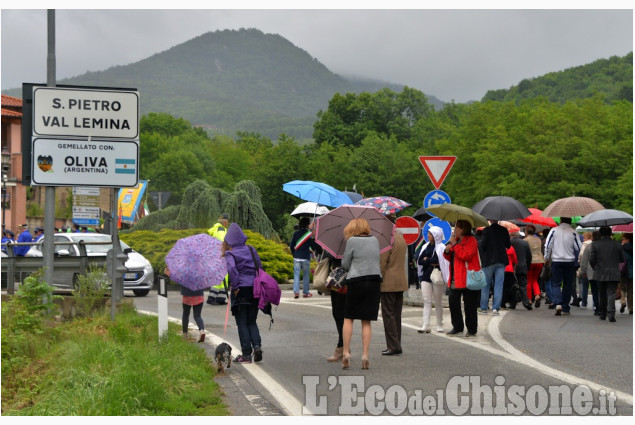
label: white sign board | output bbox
[33,87,139,139]
[32,138,139,187]
[72,186,101,225]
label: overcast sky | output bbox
[1,4,633,103]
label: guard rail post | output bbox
[6,243,15,294]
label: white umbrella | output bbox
[290,202,329,217]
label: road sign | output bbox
[396,216,420,245]
[423,190,451,214]
[31,138,139,187]
[421,217,453,245]
[33,87,139,139]
[72,186,100,226]
[419,156,456,189]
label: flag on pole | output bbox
[143,201,150,216]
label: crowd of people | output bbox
[1,223,99,256]
[301,214,632,370]
[162,209,634,369]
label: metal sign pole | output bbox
[43,10,56,288]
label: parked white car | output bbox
[28,233,154,296]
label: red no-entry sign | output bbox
[396,216,421,245]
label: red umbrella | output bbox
[499,221,521,233]
[612,222,633,233]
[520,208,557,228]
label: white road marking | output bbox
[138,309,315,416]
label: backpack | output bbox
[248,246,281,326]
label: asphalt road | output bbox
[132,289,633,417]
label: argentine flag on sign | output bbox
[115,158,136,174]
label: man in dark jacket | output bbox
[478,220,511,315]
[289,217,318,299]
[590,226,625,322]
[510,231,533,309]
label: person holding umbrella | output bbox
[618,232,632,315]
[590,226,625,322]
[443,219,481,337]
[289,217,318,299]
[223,223,263,363]
[340,218,382,370]
[478,220,511,316]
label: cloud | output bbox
[2,8,632,102]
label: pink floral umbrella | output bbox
[355,196,411,215]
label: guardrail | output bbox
[1,241,109,294]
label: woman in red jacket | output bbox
[443,219,481,337]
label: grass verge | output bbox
[2,292,228,415]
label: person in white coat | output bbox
[417,226,450,333]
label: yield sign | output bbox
[418,156,456,189]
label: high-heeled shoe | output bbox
[361,355,369,370]
[342,353,351,369]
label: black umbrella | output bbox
[343,191,363,203]
[577,209,633,227]
[412,206,432,222]
[471,196,531,221]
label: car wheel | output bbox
[133,289,150,297]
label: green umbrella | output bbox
[425,203,489,228]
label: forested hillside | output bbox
[138,87,632,234]
[3,28,442,140]
[482,52,632,103]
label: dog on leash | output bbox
[215,343,232,374]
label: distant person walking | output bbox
[290,217,318,299]
[444,220,481,337]
[618,232,633,315]
[224,223,263,363]
[590,226,625,322]
[379,219,408,356]
[524,225,545,307]
[544,217,581,316]
[417,226,449,333]
[478,220,511,316]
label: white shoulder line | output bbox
[488,312,633,406]
[137,309,313,416]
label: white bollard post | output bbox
[158,276,168,341]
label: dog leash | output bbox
[223,298,230,339]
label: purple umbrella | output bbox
[165,234,227,291]
[315,205,395,259]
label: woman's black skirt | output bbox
[344,275,382,321]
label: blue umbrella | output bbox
[283,180,353,208]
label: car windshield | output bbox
[67,234,113,254]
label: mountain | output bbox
[4,28,444,140]
[482,52,632,104]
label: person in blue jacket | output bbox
[223,222,263,364]
[1,229,15,253]
[14,224,33,256]
[33,226,44,242]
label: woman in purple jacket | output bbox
[223,223,263,363]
